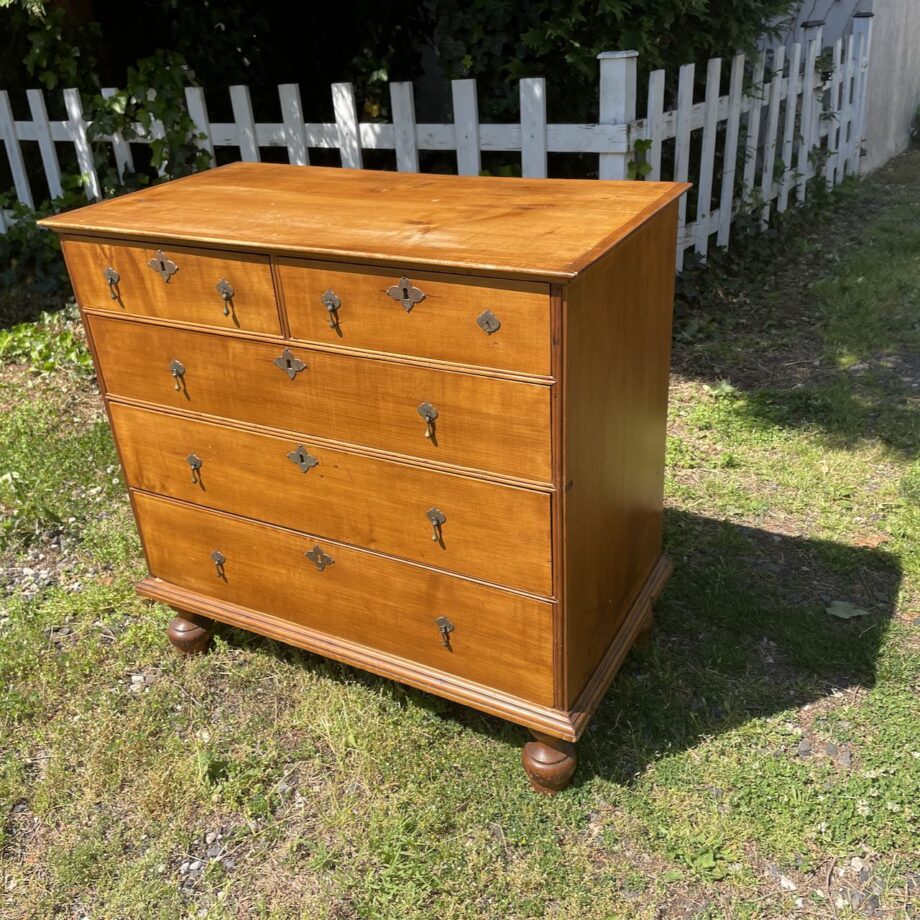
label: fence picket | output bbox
[837,35,856,182]
[185,86,215,166]
[520,78,547,179]
[101,87,135,182]
[694,58,721,258]
[760,46,785,227]
[63,88,101,200]
[777,42,802,212]
[230,85,260,162]
[674,63,694,270]
[823,39,843,186]
[0,90,33,207]
[26,88,63,199]
[741,52,766,205]
[451,79,480,176]
[645,69,666,181]
[278,84,308,166]
[796,28,821,202]
[391,81,419,172]
[716,53,745,248]
[849,15,873,175]
[332,82,362,168]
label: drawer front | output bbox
[135,493,555,705]
[89,315,552,483]
[112,404,553,596]
[278,259,551,376]
[63,239,281,335]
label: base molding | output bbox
[136,553,671,742]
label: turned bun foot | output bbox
[522,733,577,794]
[167,613,213,654]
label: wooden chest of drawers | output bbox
[41,164,687,793]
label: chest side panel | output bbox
[562,203,679,707]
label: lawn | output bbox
[1,152,918,919]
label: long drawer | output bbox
[111,403,553,595]
[63,239,281,335]
[277,259,551,376]
[134,492,555,706]
[88,314,553,483]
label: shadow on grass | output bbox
[578,508,901,787]
[207,507,901,789]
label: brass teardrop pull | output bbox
[187,453,202,484]
[102,266,120,300]
[211,549,226,579]
[426,507,446,542]
[169,359,186,391]
[435,616,455,650]
[216,278,234,316]
[321,289,341,329]
[417,402,438,439]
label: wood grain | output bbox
[278,258,551,376]
[134,492,555,705]
[561,202,679,706]
[88,313,553,483]
[40,163,690,281]
[111,402,553,596]
[62,238,281,335]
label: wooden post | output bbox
[452,79,480,177]
[390,82,419,173]
[849,13,874,175]
[597,51,638,180]
[694,57,721,259]
[716,53,745,248]
[278,84,309,166]
[795,21,823,203]
[185,86,216,167]
[520,77,547,179]
[332,82,363,169]
[27,88,64,199]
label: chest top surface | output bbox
[40,163,688,281]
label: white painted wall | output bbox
[776,0,920,171]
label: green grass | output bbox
[2,152,919,919]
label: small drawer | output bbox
[278,259,551,376]
[112,404,553,596]
[134,492,555,706]
[62,239,281,335]
[89,315,553,484]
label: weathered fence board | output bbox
[0,18,876,270]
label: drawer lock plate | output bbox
[386,276,425,312]
[287,444,319,473]
[148,249,178,283]
[476,310,501,335]
[305,544,334,572]
[274,348,307,380]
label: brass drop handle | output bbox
[216,278,234,316]
[102,266,120,300]
[417,402,438,439]
[187,453,202,483]
[321,289,341,329]
[211,549,226,578]
[435,616,455,650]
[169,359,186,391]
[426,507,446,541]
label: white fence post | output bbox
[0,90,34,208]
[597,51,637,180]
[716,53,745,248]
[674,62,694,270]
[63,88,101,200]
[760,45,785,228]
[520,77,547,179]
[185,86,215,166]
[332,82,362,169]
[278,83,309,166]
[795,21,823,203]
[849,13,874,175]
[451,79,480,176]
[390,81,419,172]
[27,88,64,198]
[694,57,721,259]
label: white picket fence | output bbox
[0,16,874,270]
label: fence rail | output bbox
[0,15,874,270]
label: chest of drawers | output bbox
[41,163,687,793]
